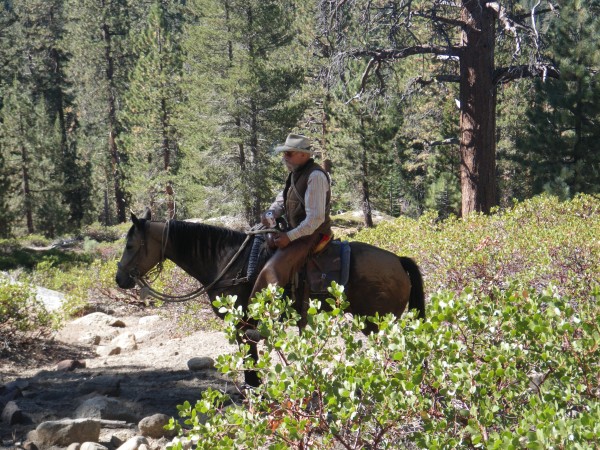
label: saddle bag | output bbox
[306,240,351,294]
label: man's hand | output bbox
[273,232,291,249]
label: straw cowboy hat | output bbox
[274,134,313,154]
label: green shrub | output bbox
[168,283,600,449]
[82,222,127,242]
[0,279,53,336]
[355,194,600,300]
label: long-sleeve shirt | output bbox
[269,170,329,242]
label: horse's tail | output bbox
[399,257,426,319]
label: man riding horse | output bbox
[249,133,332,301]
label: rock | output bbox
[138,413,174,439]
[79,332,102,345]
[56,359,87,371]
[96,345,121,357]
[77,376,121,397]
[110,332,138,351]
[138,315,162,326]
[33,418,101,447]
[75,396,138,422]
[115,435,149,450]
[66,444,81,450]
[1,400,25,425]
[81,442,109,450]
[74,312,125,328]
[22,441,39,450]
[187,357,215,371]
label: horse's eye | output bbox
[126,245,133,250]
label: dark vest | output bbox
[283,159,332,236]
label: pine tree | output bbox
[178,0,305,223]
[120,1,184,220]
[62,0,146,224]
[518,0,600,197]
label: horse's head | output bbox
[115,208,162,289]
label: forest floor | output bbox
[0,295,239,449]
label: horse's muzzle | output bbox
[115,263,137,289]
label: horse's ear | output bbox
[130,211,140,227]
[141,207,152,221]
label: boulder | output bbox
[75,397,138,423]
[138,413,175,439]
[187,357,215,371]
[33,418,101,447]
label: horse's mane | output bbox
[167,220,248,261]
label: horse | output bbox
[115,209,425,387]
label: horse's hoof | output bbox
[244,329,263,342]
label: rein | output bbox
[133,225,277,303]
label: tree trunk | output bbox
[102,20,126,224]
[359,118,374,227]
[20,144,34,234]
[459,1,497,216]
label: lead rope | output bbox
[134,227,279,303]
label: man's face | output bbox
[282,151,309,171]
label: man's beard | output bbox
[283,159,300,172]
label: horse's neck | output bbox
[152,220,246,285]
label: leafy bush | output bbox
[82,222,128,243]
[356,194,600,300]
[168,283,600,449]
[0,279,53,338]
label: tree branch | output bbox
[494,64,560,84]
[349,44,460,61]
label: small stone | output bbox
[187,357,215,371]
[56,359,87,371]
[138,315,161,326]
[96,345,121,357]
[110,332,137,351]
[77,376,121,396]
[1,400,25,425]
[81,442,109,450]
[115,436,149,450]
[138,413,175,439]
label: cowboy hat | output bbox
[274,134,312,154]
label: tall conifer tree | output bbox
[178,0,304,222]
[121,1,184,219]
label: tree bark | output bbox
[459,1,497,216]
[102,19,126,224]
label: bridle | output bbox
[118,221,276,303]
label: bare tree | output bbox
[327,0,560,216]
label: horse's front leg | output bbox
[237,324,261,388]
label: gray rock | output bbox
[138,315,162,326]
[138,413,175,439]
[81,442,109,450]
[96,345,121,357]
[187,357,215,371]
[75,397,138,422]
[56,359,87,371]
[77,376,121,397]
[115,435,149,450]
[1,400,25,424]
[34,418,101,447]
[74,312,124,327]
[110,332,137,351]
